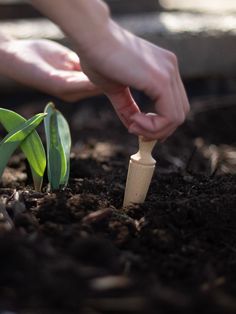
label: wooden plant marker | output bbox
[123,136,157,207]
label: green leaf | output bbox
[0,113,47,185]
[44,103,71,191]
[57,110,71,186]
[0,108,46,191]
[48,146,62,187]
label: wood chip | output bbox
[83,208,113,224]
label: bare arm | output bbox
[0,1,105,100]
[30,0,110,52]
[30,0,190,140]
[0,32,100,101]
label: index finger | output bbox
[106,87,140,128]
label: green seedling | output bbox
[0,103,71,192]
[0,108,46,192]
[0,112,47,190]
[44,103,71,191]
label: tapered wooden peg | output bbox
[123,136,157,207]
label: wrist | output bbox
[64,0,111,54]
[31,0,111,54]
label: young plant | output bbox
[0,111,47,191]
[44,103,71,191]
[0,103,71,192]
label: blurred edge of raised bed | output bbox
[0,0,235,93]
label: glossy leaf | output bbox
[0,108,46,191]
[44,103,71,190]
[0,113,47,186]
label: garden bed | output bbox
[1,87,236,314]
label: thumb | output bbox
[66,51,81,71]
[106,87,140,128]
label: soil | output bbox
[1,84,236,314]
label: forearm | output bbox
[30,0,111,52]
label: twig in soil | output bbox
[82,208,113,224]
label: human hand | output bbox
[79,21,190,141]
[0,39,101,101]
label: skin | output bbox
[0,0,190,141]
[78,20,190,141]
[0,37,101,102]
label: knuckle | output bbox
[159,71,172,88]
[167,51,178,67]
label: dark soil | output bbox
[1,88,236,314]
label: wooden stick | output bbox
[123,136,157,207]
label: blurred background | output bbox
[0,0,235,94]
[0,0,235,99]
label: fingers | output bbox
[106,87,140,128]
[130,78,189,141]
[59,38,189,140]
[48,70,102,102]
[129,112,175,141]
[128,50,190,141]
